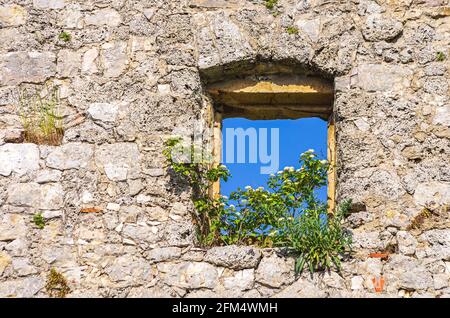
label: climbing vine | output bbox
[164,138,352,273]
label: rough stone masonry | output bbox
[0,0,449,298]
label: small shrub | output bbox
[436,51,446,61]
[45,268,71,298]
[58,31,71,42]
[17,86,64,146]
[286,26,299,35]
[264,0,278,10]
[33,212,45,229]
[407,208,432,230]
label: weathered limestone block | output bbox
[195,12,254,69]
[95,143,141,181]
[146,206,169,222]
[163,222,195,247]
[33,0,66,10]
[128,285,176,298]
[433,105,450,126]
[352,231,383,250]
[355,64,412,92]
[0,5,27,27]
[255,254,295,288]
[351,276,365,291]
[81,48,99,74]
[12,258,38,276]
[398,268,434,291]
[0,215,27,242]
[7,183,64,210]
[4,238,28,256]
[189,0,243,8]
[35,169,62,183]
[122,222,159,245]
[433,273,450,290]
[295,18,321,42]
[158,262,219,289]
[105,255,154,285]
[85,9,122,27]
[397,231,418,256]
[100,41,129,78]
[414,182,450,207]
[0,251,12,276]
[57,50,81,77]
[59,5,83,29]
[0,144,40,177]
[46,143,94,170]
[419,230,450,261]
[205,245,262,270]
[0,276,44,298]
[146,247,182,263]
[363,14,403,41]
[88,102,118,123]
[0,52,56,85]
[222,269,255,291]
[274,277,327,297]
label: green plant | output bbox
[286,26,299,35]
[264,0,278,10]
[165,140,353,273]
[17,85,64,145]
[45,268,71,298]
[289,199,352,274]
[163,138,230,246]
[58,31,71,42]
[33,212,45,229]
[436,51,446,61]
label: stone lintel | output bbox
[206,75,334,120]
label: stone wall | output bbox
[0,0,449,297]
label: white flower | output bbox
[245,186,252,190]
[270,174,275,177]
[284,166,290,171]
[257,186,264,191]
[220,164,227,169]
[289,167,295,172]
[320,160,327,164]
[305,149,315,153]
[277,171,283,174]
[222,195,228,199]
[229,204,235,209]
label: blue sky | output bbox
[221,117,328,202]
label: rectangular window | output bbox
[206,74,336,211]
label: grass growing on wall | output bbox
[18,86,64,146]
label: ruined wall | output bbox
[0,0,449,298]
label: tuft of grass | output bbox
[436,51,446,62]
[45,268,71,298]
[33,212,45,229]
[264,0,278,10]
[58,31,71,42]
[407,208,432,230]
[286,26,299,35]
[17,85,64,146]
